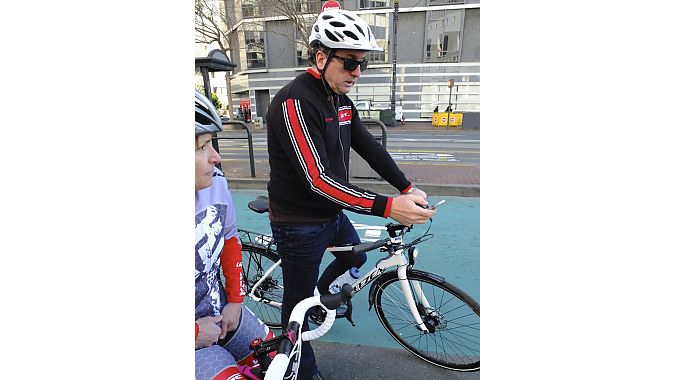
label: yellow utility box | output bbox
[432,112,463,127]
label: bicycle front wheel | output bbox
[241,242,284,329]
[373,270,480,371]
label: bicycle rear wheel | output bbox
[372,270,480,371]
[241,242,284,329]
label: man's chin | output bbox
[341,84,354,94]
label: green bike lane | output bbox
[231,189,480,351]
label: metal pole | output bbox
[201,66,221,169]
[201,67,212,99]
[389,0,400,128]
[446,79,454,130]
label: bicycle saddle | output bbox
[248,196,270,214]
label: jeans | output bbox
[270,211,366,379]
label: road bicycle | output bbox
[250,284,353,380]
[238,196,480,372]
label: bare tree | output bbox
[195,0,324,117]
[249,0,321,55]
[195,0,238,118]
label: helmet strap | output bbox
[317,48,335,76]
[318,49,338,105]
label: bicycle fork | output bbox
[396,265,430,333]
[363,250,430,333]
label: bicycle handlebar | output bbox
[351,239,389,255]
[265,284,353,380]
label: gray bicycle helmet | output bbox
[309,9,383,51]
[195,90,222,136]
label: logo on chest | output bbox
[337,107,352,125]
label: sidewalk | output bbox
[220,121,480,197]
[313,341,479,380]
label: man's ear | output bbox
[316,51,326,71]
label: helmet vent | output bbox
[343,13,355,21]
[335,31,345,39]
[325,30,340,42]
[344,31,358,40]
[322,14,335,20]
[354,24,365,37]
[314,25,319,32]
[329,21,346,28]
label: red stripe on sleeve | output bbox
[285,99,375,209]
[383,197,393,218]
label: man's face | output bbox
[317,49,366,95]
[195,133,220,191]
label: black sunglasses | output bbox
[332,55,368,72]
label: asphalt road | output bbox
[215,130,479,168]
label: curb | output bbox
[226,178,479,197]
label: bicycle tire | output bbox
[372,269,480,371]
[241,242,284,329]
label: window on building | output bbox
[360,13,389,63]
[424,10,462,63]
[296,42,310,66]
[243,27,266,69]
[294,0,321,13]
[360,0,389,9]
[428,0,465,5]
[241,0,258,18]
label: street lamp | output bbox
[389,0,400,128]
[195,49,237,169]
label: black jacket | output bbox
[266,68,412,221]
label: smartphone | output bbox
[422,199,446,210]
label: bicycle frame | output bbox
[246,229,432,332]
[249,259,283,307]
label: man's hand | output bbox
[408,187,428,201]
[388,194,436,226]
[220,303,243,339]
[195,315,222,349]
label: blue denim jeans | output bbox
[270,211,366,379]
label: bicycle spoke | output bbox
[374,273,479,370]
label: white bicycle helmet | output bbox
[195,90,222,136]
[309,9,383,52]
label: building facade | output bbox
[196,0,480,126]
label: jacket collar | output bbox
[307,67,321,79]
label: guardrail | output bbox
[361,118,387,150]
[350,119,388,180]
[215,120,256,178]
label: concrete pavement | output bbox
[313,341,479,380]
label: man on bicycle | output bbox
[195,90,273,380]
[265,9,436,380]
